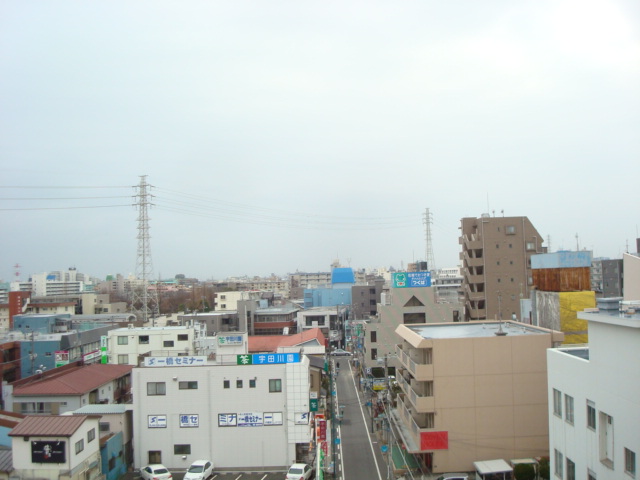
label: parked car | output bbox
[184,460,214,480]
[140,464,172,480]
[285,463,314,480]
[330,349,351,356]
[435,474,469,480]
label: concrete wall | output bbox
[131,358,312,470]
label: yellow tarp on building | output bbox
[559,291,595,344]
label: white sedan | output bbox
[184,459,214,480]
[140,464,172,480]
[330,349,352,356]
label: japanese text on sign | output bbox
[144,356,207,367]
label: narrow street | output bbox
[332,358,390,480]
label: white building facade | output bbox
[131,353,312,470]
[10,415,101,480]
[548,311,640,480]
[108,325,198,365]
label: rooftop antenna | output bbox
[495,293,507,336]
[575,233,580,251]
[13,263,21,281]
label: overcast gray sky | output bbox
[1,0,639,282]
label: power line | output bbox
[0,204,131,211]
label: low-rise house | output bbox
[3,363,133,415]
[72,404,133,480]
[9,414,101,480]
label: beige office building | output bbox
[392,321,564,475]
[459,215,545,322]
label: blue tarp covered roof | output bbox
[331,268,355,284]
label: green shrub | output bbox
[513,463,536,480]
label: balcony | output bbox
[464,270,484,286]
[397,375,434,413]
[395,395,436,449]
[396,345,433,382]
[467,305,486,319]
[464,284,485,302]
[462,234,482,251]
[463,251,484,268]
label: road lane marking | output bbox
[346,360,383,480]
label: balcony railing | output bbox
[397,375,434,413]
[396,345,433,381]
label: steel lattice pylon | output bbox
[131,175,159,324]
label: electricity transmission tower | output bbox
[423,208,436,272]
[131,175,159,324]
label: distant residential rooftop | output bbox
[408,321,549,339]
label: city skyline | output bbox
[1,1,638,283]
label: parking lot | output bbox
[211,473,287,480]
[124,471,289,480]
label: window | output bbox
[88,428,96,442]
[75,439,84,454]
[371,348,377,360]
[99,422,110,432]
[509,243,513,248]
[526,242,536,251]
[223,380,230,389]
[118,354,128,364]
[587,400,596,430]
[179,381,198,390]
[174,444,191,455]
[506,225,516,234]
[249,379,256,388]
[178,334,188,341]
[117,336,128,345]
[565,394,574,424]
[269,379,282,392]
[371,331,377,343]
[554,449,563,477]
[163,340,174,347]
[147,382,166,396]
[553,389,562,417]
[425,412,435,428]
[566,458,575,480]
[588,469,597,480]
[625,448,636,477]
[237,380,243,388]
[221,304,226,309]
[139,335,149,344]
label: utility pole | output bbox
[131,175,159,325]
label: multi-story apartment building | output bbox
[351,278,384,320]
[11,269,93,297]
[361,283,462,375]
[548,309,640,480]
[392,320,564,475]
[459,215,545,322]
[432,267,463,304]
